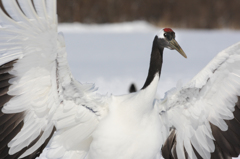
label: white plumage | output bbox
[0,1,240,159]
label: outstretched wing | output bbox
[0,0,109,159]
[160,41,240,159]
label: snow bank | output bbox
[58,21,157,33]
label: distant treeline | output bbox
[0,0,240,29]
[56,0,240,29]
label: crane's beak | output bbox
[169,39,187,58]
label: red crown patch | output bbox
[163,28,174,33]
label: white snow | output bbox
[37,21,240,159]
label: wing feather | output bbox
[0,0,57,158]
[2,0,29,23]
[17,0,39,20]
[0,1,110,158]
[45,0,56,23]
[33,0,48,19]
[0,8,24,29]
[161,42,240,159]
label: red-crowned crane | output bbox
[0,0,240,159]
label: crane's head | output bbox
[157,28,187,58]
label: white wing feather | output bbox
[160,42,240,159]
[0,1,109,158]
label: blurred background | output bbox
[56,0,240,29]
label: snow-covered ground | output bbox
[39,21,240,158]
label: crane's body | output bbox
[89,79,162,158]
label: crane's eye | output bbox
[164,33,167,37]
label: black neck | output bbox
[141,36,163,90]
